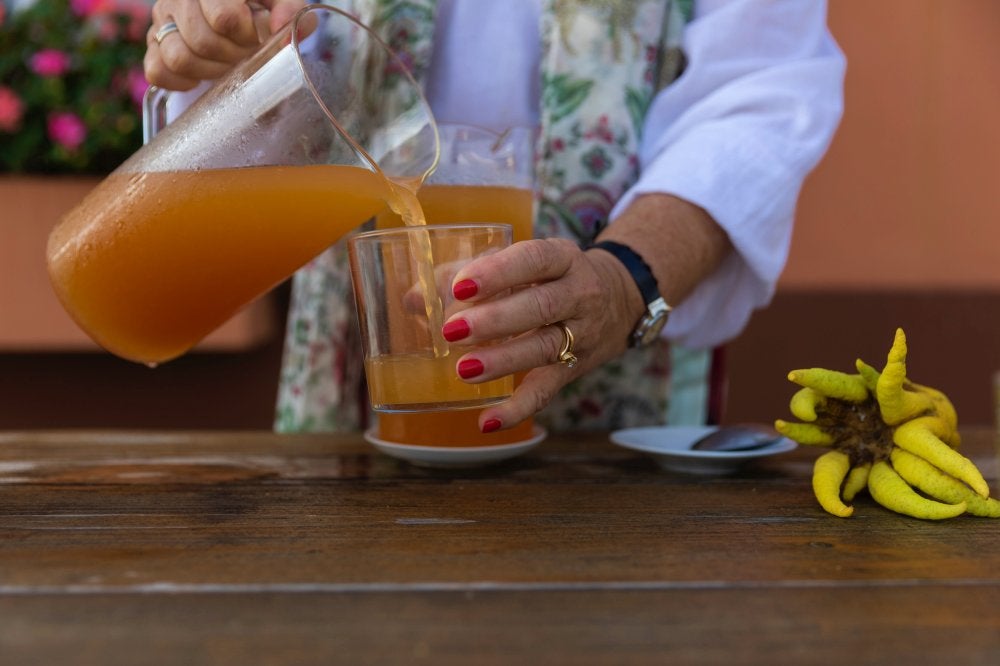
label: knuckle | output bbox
[517,239,551,275]
[151,3,169,23]
[184,31,219,58]
[532,285,561,324]
[144,69,166,88]
[518,238,569,273]
[203,5,245,36]
[143,52,168,85]
[158,44,191,72]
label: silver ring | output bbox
[554,322,578,368]
[154,21,180,45]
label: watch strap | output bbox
[587,240,663,307]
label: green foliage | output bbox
[0,0,150,174]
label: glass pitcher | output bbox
[46,4,439,366]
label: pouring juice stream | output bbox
[385,181,450,359]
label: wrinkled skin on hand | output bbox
[451,193,731,433]
[441,237,643,431]
[144,0,308,90]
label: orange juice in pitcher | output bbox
[47,165,391,364]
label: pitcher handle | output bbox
[142,85,170,145]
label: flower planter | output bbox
[0,175,279,353]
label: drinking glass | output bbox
[375,124,539,446]
[348,223,514,412]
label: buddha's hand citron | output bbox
[776,328,999,519]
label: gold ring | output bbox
[554,322,578,368]
[155,21,180,45]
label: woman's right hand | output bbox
[144,0,307,91]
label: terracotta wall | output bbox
[725,0,1000,427]
[781,0,1000,290]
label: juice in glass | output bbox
[376,182,537,446]
[350,222,515,412]
[46,164,391,365]
[366,352,513,410]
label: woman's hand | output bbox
[443,193,733,433]
[144,0,307,90]
[439,237,647,432]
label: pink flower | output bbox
[81,0,150,41]
[47,112,88,151]
[0,87,25,132]
[96,15,119,41]
[70,0,109,17]
[30,49,72,78]
[0,3,6,27]
[126,67,149,107]
[118,0,153,41]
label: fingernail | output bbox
[442,319,470,342]
[453,279,479,300]
[457,358,484,379]
[482,418,502,433]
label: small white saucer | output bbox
[364,426,547,468]
[610,425,797,475]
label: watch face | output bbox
[632,297,671,347]
[636,311,669,346]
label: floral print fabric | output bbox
[275,0,700,433]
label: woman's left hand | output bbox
[440,238,644,432]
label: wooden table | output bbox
[1,428,997,664]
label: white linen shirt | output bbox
[424,0,846,349]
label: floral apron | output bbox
[274,0,707,433]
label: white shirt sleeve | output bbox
[610,0,846,349]
[425,0,541,130]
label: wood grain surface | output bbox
[1,429,998,665]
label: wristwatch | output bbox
[588,240,672,348]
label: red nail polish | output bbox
[457,358,484,379]
[442,319,470,342]
[453,279,479,300]
[482,418,502,433]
